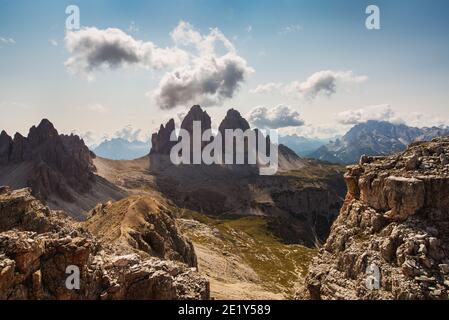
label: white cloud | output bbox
[170,21,236,56]
[279,24,302,35]
[73,125,148,147]
[87,103,108,113]
[73,130,97,147]
[336,105,449,129]
[114,125,144,142]
[64,27,188,78]
[247,105,304,129]
[65,22,252,109]
[286,70,368,99]
[405,112,446,128]
[246,25,253,33]
[153,21,253,109]
[284,123,345,139]
[251,70,367,99]
[0,37,16,46]
[336,104,403,125]
[49,39,58,47]
[128,21,139,33]
[154,53,253,109]
[250,82,283,94]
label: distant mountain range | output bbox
[278,135,330,157]
[309,120,449,164]
[85,119,449,166]
[93,138,150,160]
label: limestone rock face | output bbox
[180,105,212,135]
[0,131,12,166]
[150,119,176,155]
[218,109,250,133]
[0,187,209,300]
[298,137,449,300]
[0,119,96,203]
[150,106,213,158]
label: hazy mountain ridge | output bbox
[309,120,449,164]
[93,138,150,160]
[279,135,330,157]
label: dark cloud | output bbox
[153,53,252,110]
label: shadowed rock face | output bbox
[180,105,212,135]
[150,119,176,156]
[150,106,212,157]
[0,187,209,300]
[218,108,250,133]
[0,119,95,202]
[298,137,449,300]
[0,131,12,166]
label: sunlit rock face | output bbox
[298,137,449,300]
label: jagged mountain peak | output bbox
[310,120,449,164]
[219,108,250,132]
[0,119,107,218]
[28,118,59,142]
[181,105,211,133]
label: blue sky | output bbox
[1,0,449,144]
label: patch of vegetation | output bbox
[179,210,317,298]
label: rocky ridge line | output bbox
[0,119,96,203]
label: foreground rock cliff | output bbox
[0,187,209,300]
[298,137,449,299]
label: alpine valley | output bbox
[1,106,449,300]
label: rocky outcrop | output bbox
[180,105,212,135]
[0,131,12,166]
[0,120,126,219]
[0,187,209,300]
[84,196,197,267]
[298,137,449,299]
[150,119,176,156]
[0,119,96,202]
[150,106,212,159]
[218,108,250,133]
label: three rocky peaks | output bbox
[151,105,252,156]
